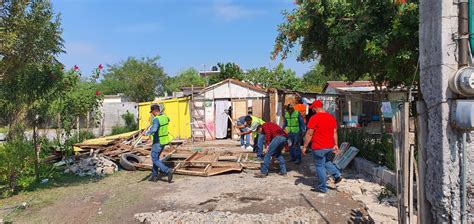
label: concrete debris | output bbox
[65,155,118,177]
[135,207,320,224]
[0,133,6,141]
[338,172,398,223]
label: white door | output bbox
[214,100,231,139]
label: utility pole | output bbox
[419,0,473,223]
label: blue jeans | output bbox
[288,133,302,162]
[312,149,341,192]
[261,136,287,174]
[151,143,170,177]
[240,128,250,147]
[254,134,266,159]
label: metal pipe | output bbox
[461,132,467,224]
[459,1,469,67]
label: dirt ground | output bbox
[0,139,391,223]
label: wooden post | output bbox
[392,111,403,223]
[416,101,432,223]
[401,102,410,224]
[347,95,352,126]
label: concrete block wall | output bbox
[100,102,138,136]
[352,157,396,189]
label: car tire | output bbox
[119,153,143,171]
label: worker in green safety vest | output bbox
[282,104,306,164]
[144,104,174,183]
[238,115,266,159]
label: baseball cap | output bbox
[309,100,323,109]
[150,104,160,113]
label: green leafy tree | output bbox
[0,0,68,180]
[245,63,302,90]
[0,0,64,80]
[100,56,166,102]
[164,68,205,94]
[273,0,418,129]
[208,62,244,84]
[302,64,345,92]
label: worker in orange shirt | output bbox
[293,98,307,124]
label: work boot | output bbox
[148,176,158,182]
[254,173,268,178]
[334,176,343,184]
[295,160,301,165]
[288,158,296,162]
[278,172,288,176]
[167,169,174,183]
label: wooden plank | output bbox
[252,99,264,118]
[416,101,432,224]
[402,102,410,224]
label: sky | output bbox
[52,0,313,77]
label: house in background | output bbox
[323,81,407,133]
[190,79,270,141]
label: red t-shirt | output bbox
[307,112,337,150]
[261,122,288,146]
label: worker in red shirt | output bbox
[254,122,288,178]
[302,100,342,193]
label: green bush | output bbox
[0,139,35,196]
[111,112,137,135]
[338,128,395,170]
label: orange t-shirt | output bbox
[293,104,307,123]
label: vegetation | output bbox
[244,63,303,90]
[273,0,419,126]
[99,56,167,102]
[302,64,346,92]
[208,62,244,85]
[339,128,395,170]
[111,112,138,135]
[164,68,206,95]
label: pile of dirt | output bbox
[64,155,118,176]
[135,207,320,223]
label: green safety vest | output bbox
[250,116,265,138]
[152,115,171,145]
[285,111,300,133]
[251,116,265,125]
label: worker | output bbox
[254,122,288,178]
[302,100,342,193]
[282,104,306,164]
[144,104,174,183]
[239,115,265,159]
[235,115,252,150]
[293,98,307,123]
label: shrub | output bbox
[338,128,395,170]
[111,112,137,135]
[0,139,35,196]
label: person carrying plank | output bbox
[144,104,174,183]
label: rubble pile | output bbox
[65,155,118,176]
[135,207,320,223]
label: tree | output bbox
[244,63,303,90]
[164,68,205,94]
[0,0,64,80]
[208,62,244,84]
[0,0,67,180]
[100,56,166,102]
[302,64,345,92]
[273,0,419,130]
